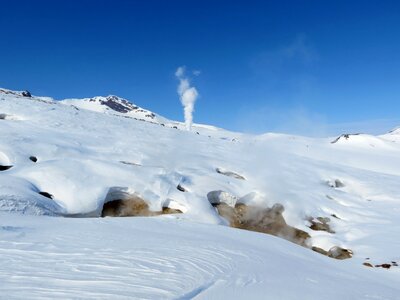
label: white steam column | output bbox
[175,66,199,131]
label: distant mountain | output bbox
[388,127,400,134]
[60,95,169,124]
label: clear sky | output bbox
[1,0,399,136]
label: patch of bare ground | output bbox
[101,196,182,217]
[211,197,353,260]
[213,202,310,247]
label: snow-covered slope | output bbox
[1,88,400,299]
[1,212,399,300]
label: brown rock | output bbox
[377,264,392,269]
[328,246,353,260]
[312,246,328,256]
[102,196,182,217]
[308,217,335,233]
[102,197,153,217]
[363,262,373,268]
[162,207,182,214]
[214,202,310,247]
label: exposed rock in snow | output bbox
[308,216,335,233]
[327,179,345,188]
[176,184,187,192]
[331,133,362,144]
[213,202,310,247]
[21,90,32,97]
[29,156,38,162]
[38,191,53,199]
[0,165,13,171]
[101,196,182,217]
[215,167,246,180]
[60,95,166,124]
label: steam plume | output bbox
[175,66,199,131]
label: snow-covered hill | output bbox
[60,95,170,125]
[1,88,400,299]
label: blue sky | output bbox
[1,0,399,136]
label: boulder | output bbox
[214,202,310,247]
[327,246,353,259]
[101,196,183,217]
[308,217,335,233]
[22,90,32,97]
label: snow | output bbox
[1,213,399,300]
[1,88,400,298]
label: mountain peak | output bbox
[60,94,163,124]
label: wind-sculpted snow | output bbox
[1,213,400,299]
[1,88,400,298]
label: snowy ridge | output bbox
[60,95,170,125]
[1,88,400,298]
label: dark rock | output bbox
[0,165,13,171]
[22,90,32,97]
[334,179,345,188]
[331,133,361,144]
[145,113,155,119]
[29,156,38,162]
[363,262,374,268]
[99,96,138,113]
[39,192,53,199]
[375,264,392,269]
[177,184,187,192]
